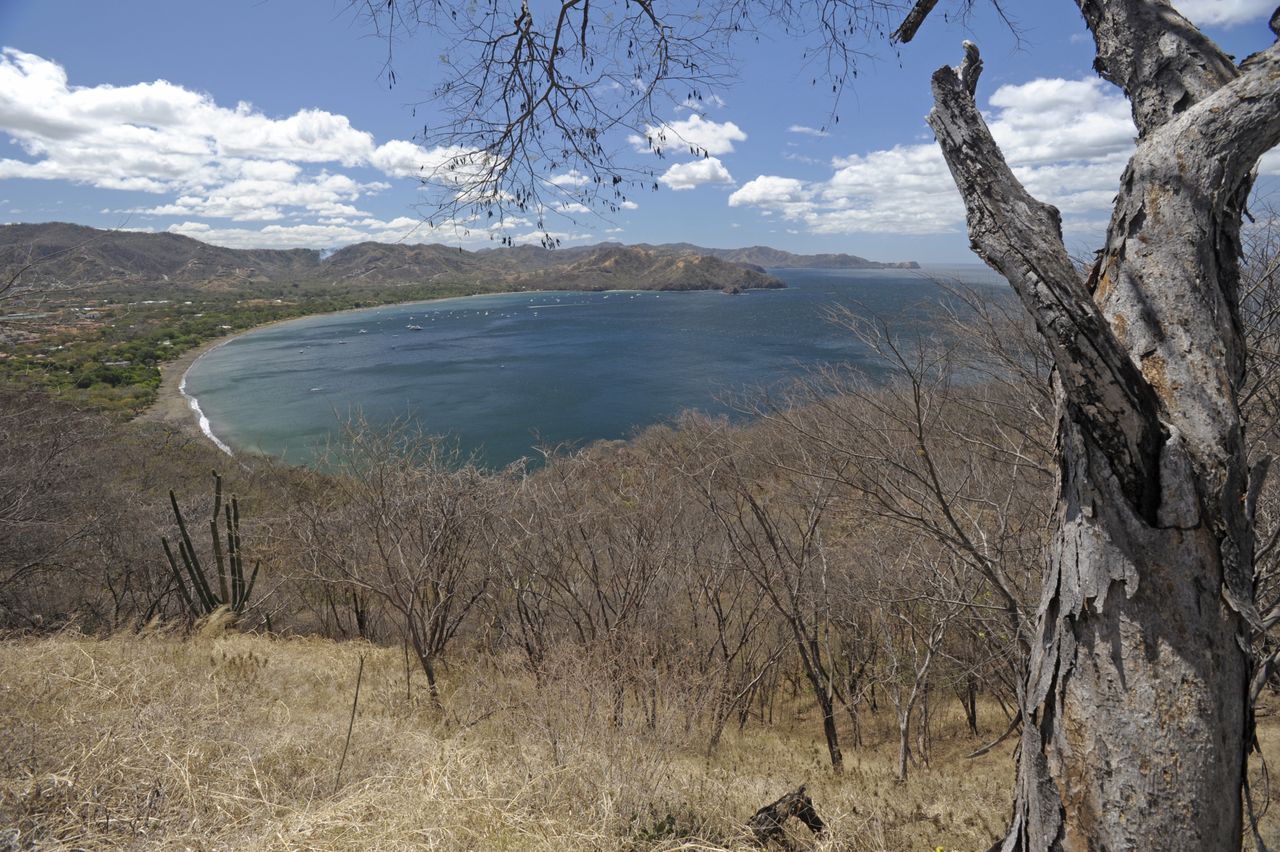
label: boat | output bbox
[407,324,424,331]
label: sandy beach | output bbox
[134,291,513,449]
[137,335,226,435]
[136,312,322,446]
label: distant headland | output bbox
[0,222,918,298]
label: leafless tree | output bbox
[919,4,1280,847]
[501,441,694,726]
[351,0,900,241]
[352,0,1280,814]
[865,546,967,782]
[285,419,501,706]
[673,413,855,771]
[0,389,105,627]
[764,307,1053,721]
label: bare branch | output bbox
[352,0,897,236]
[926,44,1165,519]
[890,0,939,43]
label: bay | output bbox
[183,265,1004,468]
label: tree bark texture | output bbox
[926,4,1280,848]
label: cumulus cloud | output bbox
[1261,148,1280,176]
[729,76,1149,237]
[0,48,471,243]
[659,157,735,191]
[167,213,573,251]
[729,176,812,211]
[629,114,747,156]
[1172,0,1274,27]
[987,78,1134,164]
[169,218,427,250]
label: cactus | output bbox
[162,470,260,618]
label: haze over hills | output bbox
[0,223,917,297]
[639,243,919,270]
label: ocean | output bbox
[182,265,1005,468]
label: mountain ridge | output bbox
[0,222,918,297]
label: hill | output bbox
[0,222,320,291]
[0,224,783,296]
[321,240,781,292]
[0,223,917,299]
[645,242,920,269]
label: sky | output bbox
[0,0,1276,263]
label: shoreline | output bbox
[137,312,310,450]
[136,281,795,456]
[136,287,647,452]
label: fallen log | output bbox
[747,785,825,847]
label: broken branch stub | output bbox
[747,785,825,846]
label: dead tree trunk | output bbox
[960,675,979,736]
[924,6,1280,848]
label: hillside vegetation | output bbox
[1,224,1276,849]
[0,222,924,298]
[5,224,924,412]
[2,252,1279,848]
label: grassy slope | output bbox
[6,631,1278,849]
[2,630,1018,851]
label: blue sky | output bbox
[0,0,1276,262]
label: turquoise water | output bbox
[183,266,1004,468]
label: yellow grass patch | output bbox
[2,631,1276,850]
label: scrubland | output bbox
[6,264,1280,849]
[6,627,1280,850]
[2,625,1017,850]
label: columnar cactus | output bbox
[162,470,260,617]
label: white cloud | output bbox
[167,213,575,251]
[659,157,735,191]
[729,76,1148,237]
[677,94,727,112]
[987,78,1134,164]
[0,48,464,230]
[1261,148,1280,176]
[729,176,813,214]
[782,151,823,165]
[1172,0,1274,27]
[629,114,747,156]
[817,145,963,233]
[547,169,591,188]
[787,125,829,137]
[168,217,427,250]
[140,172,383,221]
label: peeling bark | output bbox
[924,7,1280,848]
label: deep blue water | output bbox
[183,265,1004,468]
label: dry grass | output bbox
[1,628,1276,850]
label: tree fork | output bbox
[925,8,1280,848]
